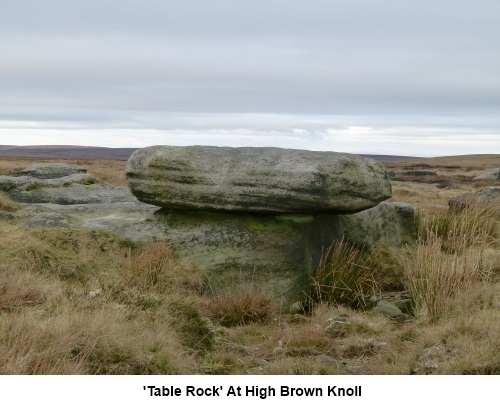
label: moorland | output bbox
[0,153,499,374]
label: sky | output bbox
[1,0,499,157]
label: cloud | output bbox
[0,1,499,155]
[1,112,498,156]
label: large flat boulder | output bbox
[126,146,391,214]
[0,173,137,205]
[10,163,87,179]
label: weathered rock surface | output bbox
[153,209,344,303]
[1,162,160,239]
[337,202,417,248]
[473,168,500,181]
[0,173,137,205]
[15,202,160,240]
[10,163,87,179]
[449,187,500,209]
[126,146,392,214]
[0,173,96,191]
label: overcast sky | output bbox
[1,0,499,156]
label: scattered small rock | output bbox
[325,316,351,337]
[227,344,250,355]
[316,354,340,367]
[372,300,407,319]
[89,289,102,298]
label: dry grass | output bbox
[0,219,207,374]
[210,288,273,327]
[0,307,195,374]
[128,240,205,292]
[400,234,489,322]
[399,201,499,323]
[310,239,378,310]
[1,154,499,374]
[0,191,21,212]
[422,203,499,251]
[0,271,48,312]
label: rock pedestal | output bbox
[2,150,417,309]
[126,146,395,306]
[154,210,343,303]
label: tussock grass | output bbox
[400,202,499,322]
[0,191,21,212]
[399,233,490,322]
[1,154,500,374]
[0,308,194,374]
[406,289,500,374]
[0,271,48,311]
[310,239,377,310]
[129,241,205,292]
[0,218,207,374]
[421,203,499,252]
[210,288,273,327]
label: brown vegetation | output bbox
[0,155,499,374]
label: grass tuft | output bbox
[399,232,492,323]
[128,240,205,292]
[421,204,499,253]
[309,239,377,310]
[0,191,21,212]
[210,288,273,327]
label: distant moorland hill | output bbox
[0,144,414,161]
[0,145,137,160]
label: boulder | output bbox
[0,172,138,205]
[15,202,161,240]
[337,202,417,248]
[449,187,500,209]
[473,168,500,181]
[10,163,86,179]
[0,173,97,192]
[126,146,391,214]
